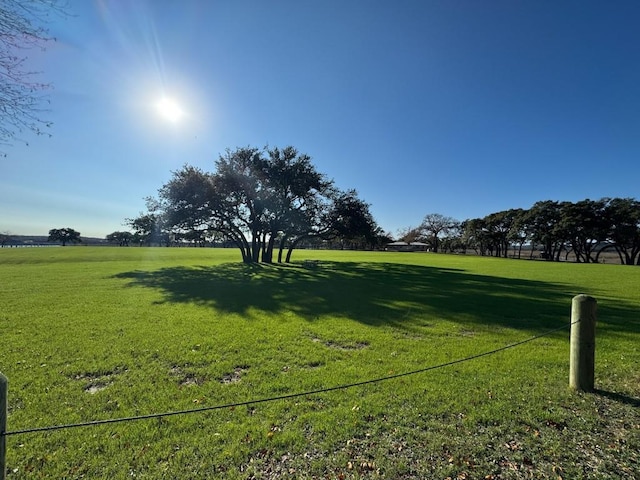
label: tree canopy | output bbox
[459,198,640,264]
[141,146,381,262]
[419,213,459,253]
[405,197,640,265]
[106,231,133,246]
[47,227,81,246]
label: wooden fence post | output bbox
[1,372,7,480]
[569,295,597,392]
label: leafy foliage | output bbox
[419,213,460,253]
[437,197,640,264]
[145,146,381,263]
[47,227,80,246]
[105,231,133,246]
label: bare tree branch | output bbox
[0,0,67,149]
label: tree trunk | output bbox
[554,246,563,262]
[228,230,253,263]
[286,236,309,263]
[277,235,288,263]
[263,235,276,263]
[251,232,261,263]
[234,239,251,263]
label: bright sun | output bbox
[156,97,184,123]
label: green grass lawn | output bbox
[1,247,639,479]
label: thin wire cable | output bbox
[2,321,573,437]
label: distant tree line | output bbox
[400,198,640,265]
[114,146,392,263]
[0,232,14,247]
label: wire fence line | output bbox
[1,321,574,438]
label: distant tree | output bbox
[106,231,133,246]
[508,209,528,259]
[462,218,490,256]
[525,200,566,261]
[48,227,81,246]
[439,223,464,253]
[559,199,609,263]
[125,212,168,246]
[396,226,422,244]
[322,189,379,251]
[483,209,524,258]
[424,196,640,264]
[0,0,67,148]
[175,229,211,247]
[0,231,14,247]
[374,228,394,249]
[597,197,640,265]
[419,213,459,253]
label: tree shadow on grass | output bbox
[113,261,640,334]
[594,389,640,408]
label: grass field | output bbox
[1,247,639,479]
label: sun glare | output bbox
[156,97,184,123]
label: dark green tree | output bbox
[154,146,376,264]
[439,223,464,253]
[525,200,566,261]
[508,209,528,259]
[47,227,81,246]
[598,198,640,265]
[258,146,333,263]
[106,231,133,246]
[0,232,14,247]
[125,212,168,246]
[156,165,219,248]
[559,199,609,263]
[325,189,379,250]
[462,218,490,256]
[281,188,380,261]
[482,209,524,258]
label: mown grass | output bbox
[1,247,639,479]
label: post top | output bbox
[573,294,597,303]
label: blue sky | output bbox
[2,0,639,238]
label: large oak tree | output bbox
[152,146,379,263]
[47,227,80,246]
